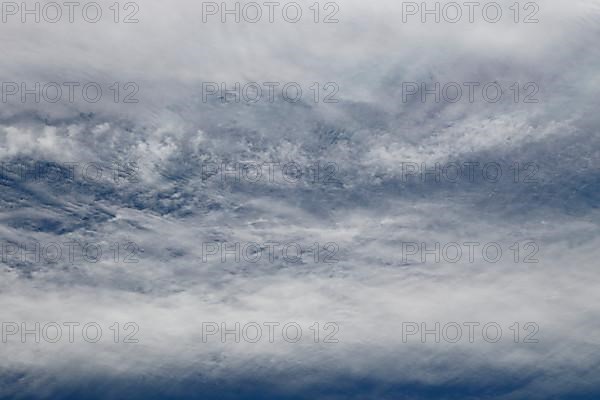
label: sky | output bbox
[0,0,600,399]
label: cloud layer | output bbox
[1,0,600,399]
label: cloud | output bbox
[1,0,600,398]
